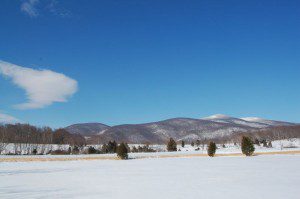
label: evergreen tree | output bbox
[262,139,268,147]
[191,141,195,147]
[181,140,185,148]
[32,148,37,155]
[241,136,255,156]
[112,141,117,153]
[167,138,177,152]
[107,141,118,153]
[196,139,200,147]
[88,146,97,154]
[72,146,80,154]
[101,144,108,153]
[68,146,71,154]
[117,143,128,159]
[268,141,272,148]
[207,142,217,157]
[131,146,137,153]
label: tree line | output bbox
[0,123,85,154]
[166,136,256,157]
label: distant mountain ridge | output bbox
[65,123,110,136]
[64,114,296,144]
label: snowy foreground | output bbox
[1,155,300,199]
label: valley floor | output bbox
[0,154,299,199]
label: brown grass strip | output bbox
[1,150,300,162]
[0,156,118,162]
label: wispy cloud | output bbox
[0,60,78,110]
[20,0,71,18]
[0,112,19,124]
[47,0,72,18]
[21,0,40,17]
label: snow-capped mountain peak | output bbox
[202,114,270,128]
[202,114,233,120]
[241,117,263,121]
[241,117,294,126]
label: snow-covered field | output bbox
[0,155,299,199]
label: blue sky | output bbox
[0,0,299,128]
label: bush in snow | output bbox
[167,138,177,152]
[117,143,128,160]
[207,142,217,157]
[88,146,98,154]
[191,141,195,147]
[51,149,70,155]
[241,136,255,156]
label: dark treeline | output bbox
[188,125,300,145]
[0,123,85,154]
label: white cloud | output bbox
[0,60,78,109]
[21,0,40,17]
[20,0,71,18]
[0,112,19,124]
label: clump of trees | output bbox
[50,149,71,155]
[117,143,128,159]
[167,138,177,152]
[131,145,156,153]
[101,141,117,153]
[87,146,99,154]
[241,136,255,156]
[207,142,217,157]
[0,124,86,155]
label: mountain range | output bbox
[65,114,296,144]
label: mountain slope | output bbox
[241,117,295,126]
[202,114,270,128]
[65,123,110,136]
[67,115,296,144]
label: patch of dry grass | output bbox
[1,150,299,162]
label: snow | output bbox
[241,117,293,126]
[203,114,232,120]
[202,114,269,128]
[0,155,299,199]
[1,138,299,155]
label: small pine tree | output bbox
[196,139,200,147]
[88,146,98,154]
[72,146,80,154]
[117,143,128,159]
[68,146,71,154]
[167,138,177,152]
[262,139,268,147]
[207,142,217,157]
[268,141,272,148]
[191,141,195,147]
[254,139,260,145]
[32,148,37,155]
[241,136,255,156]
[181,140,185,148]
